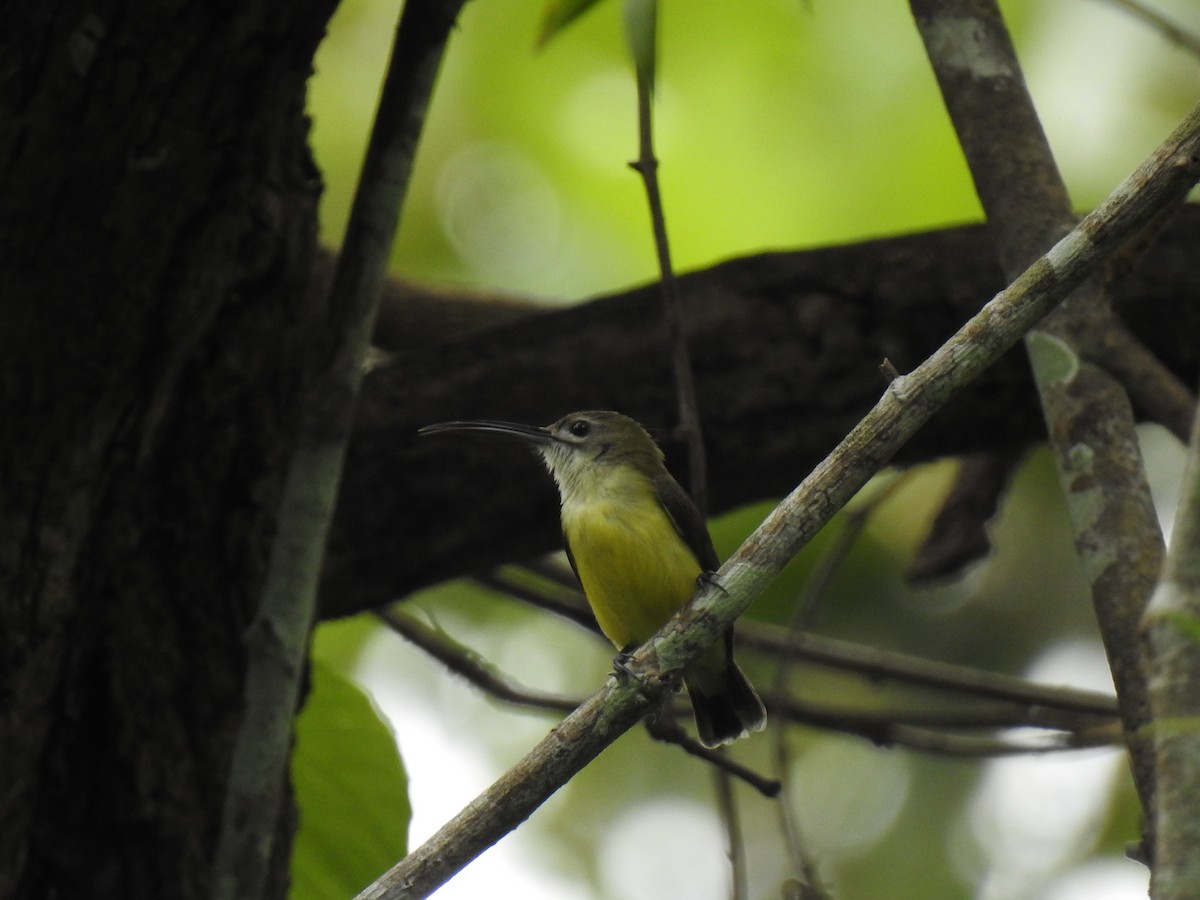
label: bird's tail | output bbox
[684,641,766,749]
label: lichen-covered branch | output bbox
[909,0,1190,848]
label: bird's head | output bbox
[419,410,666,500]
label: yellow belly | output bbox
[563,494,702,650]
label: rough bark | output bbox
[0,2,335,897]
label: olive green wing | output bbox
[654,473,721,572]
[563,533,582,583]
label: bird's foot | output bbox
[696,569,727,593]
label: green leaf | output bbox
[1025,330,1078,384]
[537,0,608,47]
[623,0,658,89]
[290,658,409,899]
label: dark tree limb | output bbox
[322,207,1200,617]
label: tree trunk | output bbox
[0,2,334,896]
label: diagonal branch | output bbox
[354,101,1200,900]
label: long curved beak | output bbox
[418,419,556,445]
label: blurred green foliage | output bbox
[311,0,1197,299]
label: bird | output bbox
[419,410,766,747]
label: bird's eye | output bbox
[568,420,590,438]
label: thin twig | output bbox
[397,571,1118,751]
[1097,0,1200,57]
[628,15,707,511]
[740,624,1120,716]
[210,4,464,898]
[385,585,1120,752]
[1097,316,1197,441]
[771,696,1118,753]
[380,595,783,792]
[388,595,1123,752]
[793,474,909,634]
[714,766,749,900]
[377,593,780,792]
[374,607,581,714]
[771,715,828,899]
[908,453,1017,581]
[643,715,781,797]
[354,103,1200,900]
[482,563,1121,717]
[472,567,597,632]
[865,723,1120,757]
[770,473,906,891]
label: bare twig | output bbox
[772,695,1116,747]
[354,102,1200,900]
[771,710,828,900]
[409,565,1121,749]
[642,715,781,797]
[374,607,581,714]
[714,766,749,900]
[909,452,1017,582]
[855,723,1119,757]
[1098,318,1197,441]
[387,578,1120,747]
[210,3,465,898]
[376,593,781,793]
[1096,0,1200,57]
[794,475,908,634]
[769,474,905,890]
[739,624,1120,717]
[472,567,597,632]
[627,7,707,511]
[482,563,1122,717]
